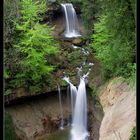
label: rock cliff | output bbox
[98,77,136,140]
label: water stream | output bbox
[63,64,93,140]
[58,85,64,130]
[66,86,71,126]
[61,3,81,38]
[63,76,77,123]
[70,77,89,140]
[52,3,92,140]
[69,84,77,123]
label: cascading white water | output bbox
[58,85,64,130]
[61,3,81,38]
[67,86,71,126]
[71,77,88,140]
[63,63,94,140]
[69,84,77,122]
[72,45,90,55]
[63,77,77,123]
[57,3,94,138]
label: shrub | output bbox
[5,112,20,140]
[4,0,59,93]
[91,0,136,81]
[130,127,136,140]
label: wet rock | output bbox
[5,91,71,140]
[43,2,62,22]
[5,86,104,140]
[72,38,85,46]
[42,115,57,133]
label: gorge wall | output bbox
[5,88,103,140]
[98,77,136,140]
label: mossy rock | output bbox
[5,112,20,140]
[72,38,86,46]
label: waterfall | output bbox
[58,85,64,130]
[69,84,77,122]
[71,78,88,140]
[63,71,91,140]
[63,76,77,123]
[67,86,71,126]
[63,62,94,140]
[61,3,81,38]
[58,3,95,138]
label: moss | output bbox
[111,77,125,85]
[5,112,20,140]
[129,127,136,140]
[91,86,102,110]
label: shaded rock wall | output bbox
[6,88,103,140]
[6,90,70,140]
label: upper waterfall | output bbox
[61,3,81,38]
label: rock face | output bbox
[98,77,136,140]
[6,88,102,140]
[6,91,70,140]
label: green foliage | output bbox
[5,112,20,140]
[80,0,101,32]
[19,0,46,22]
[129,127,136,140]
[91,0,136,81]
[4,68,10,79]
[67,49,85,66]
[126,63,136,88]
[4,0,19,46]
[91,86,102,110]
[57,0,82,4]
[4,0,59,94]
[91,86,97,98]
[130,0,136,20]
[112,77,125,85]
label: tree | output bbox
[4,0,59,94]
[91,0,136,81]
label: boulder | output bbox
[72,38,85,46]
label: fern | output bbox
[4,0,59,93]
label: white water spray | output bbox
[58,85,64,130]
[70,84,77,122]
[63,77,89,140]
[71,44,90,56]
[61,3,81,38]
[63,76,77,123]
[67,86,71,126]
[71,77,89,140]
[63,63,94,140]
